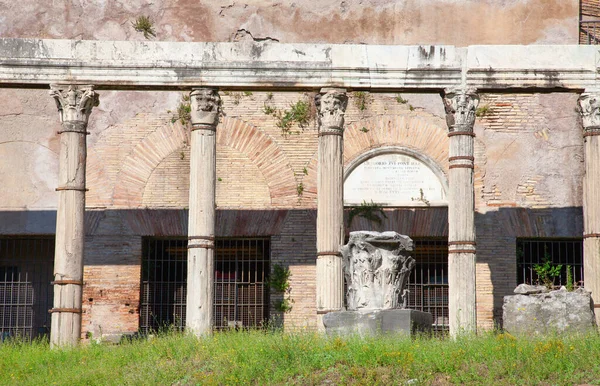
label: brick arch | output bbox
[112,117,297,208]
[302,114,451,201]
[216,117,297,207]
[112,121,190,207]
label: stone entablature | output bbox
[0,39,598,90]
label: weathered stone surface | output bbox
[322,309,432,336]
[503,288,597,335]
[0,39,599,90]
[0,0,578,46]
[341,231,414,311]
[514,284,549,295]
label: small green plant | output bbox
[269,264,293,313]
[396,95,408,104]
[533,251,562,289]
[170,94,191,125]
[302,167,308,175]
[288,100,311,127]
[274,99,312,136]
[360,127,369,133]
[132,16,156,39]
[408,104,415,111]
[269,264,291,292]
[243,91,253,96]
[411,188,430,206]
[566,265,574,291]
[266,92,273,100]
[263,104,276,115]
[274,298,294,313]
[232,92,242,105]
[354,91,371,111]
[476,104,491,117]
[217,177,222,182]
[179,151,185,160]
[347,200,387,228]
[296,182,304,197]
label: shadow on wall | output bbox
[0,205,583,328]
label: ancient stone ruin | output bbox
[323,231,430,336]
[503,285,597,335]
[341,231,415,311]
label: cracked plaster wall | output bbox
[0,0,579,45]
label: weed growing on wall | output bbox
[170,94,191,125]
[263,98,313,137]
[347,200,387,228]
[268,264,293,313]
[411,188,430,206]
[353,91,372,111]
[476,104,491,117]
[296,182,304,197]
[396,95,408,104]
[132,16,156,39]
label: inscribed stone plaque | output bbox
[344,153,446,207]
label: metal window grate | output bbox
[406,238,448,333]
[0,237,54,341]
[140,238,270,333]
[517,239,583,287]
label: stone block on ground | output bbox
[503,287,597,335]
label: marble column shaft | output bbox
[578,92,600,326]
[316,88,348,315]
[442,89,479,336]
[186,88,220,336]
[49,84,98,347]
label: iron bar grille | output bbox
[517,239,583,288]
[140,238,270,333]
[580,21,600,44]
[0,237,54,341]
[406,238,449,333]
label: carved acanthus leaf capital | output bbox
[315,88,348,133]
[190,88,221,127]
[442,89,479,132]
[50,84,99,124]
[578,93,600,131]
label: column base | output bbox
[322,309,432,336]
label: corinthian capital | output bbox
[315,88,348,134]
[578,93,600,132]
[442,89,479,133]
[190,88,221,128]
[50,84,99,124]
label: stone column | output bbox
[442,89,479,336]
[186,88,220,336]
[578,92,600,325]
[49,84,99,347]
[316,88,348,318]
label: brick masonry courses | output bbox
[0,90,585,337]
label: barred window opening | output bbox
[140,237,270,333]
[406,238,449,333]
[0,237,54,341]
[516,238,583,288]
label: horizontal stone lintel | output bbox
[0,39,598,90]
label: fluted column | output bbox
[578,92,600,326]
[49,84,99,347]
[316,88,348,319]
[442,89,479,336]
[186,88,220,336]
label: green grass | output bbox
[1,331,600,385]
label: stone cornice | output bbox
[0,39,598,90]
